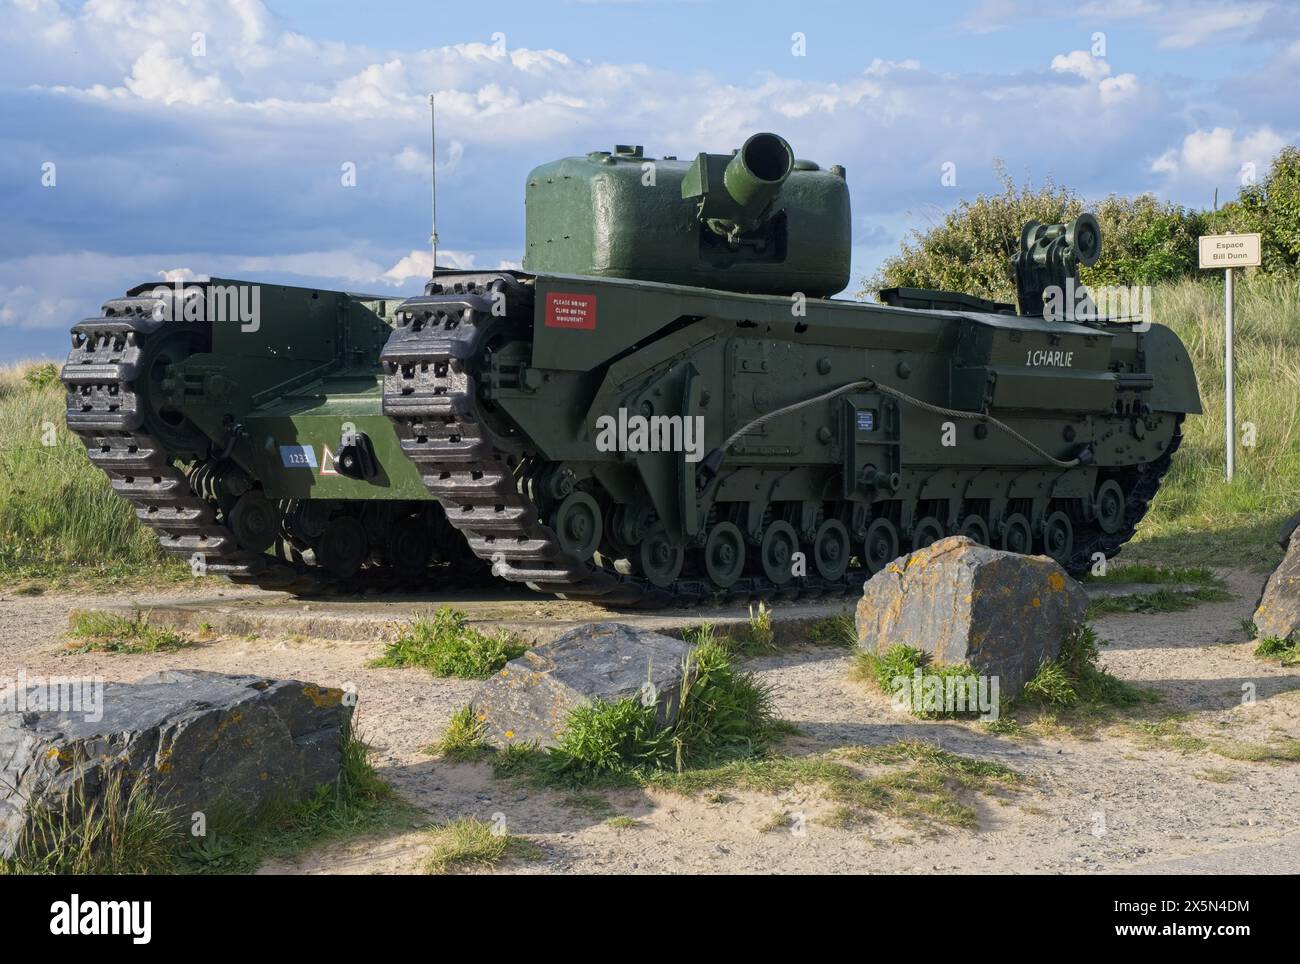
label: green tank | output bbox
[63,132,1201,605]
[378,133,1201,606]
[60,281,481,591]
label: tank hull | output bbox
[378,269,1199,606]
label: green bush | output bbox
[1206,146,1300,274]
[864,147,1300,300]
[544,639,778,783]
[370,608,525,678]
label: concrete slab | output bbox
[69,584,856,647]
[65,580,1214,646]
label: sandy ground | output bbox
[2,567,1297,875]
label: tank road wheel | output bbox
[759,521,799,585]
[228,491,279,553]
[1094,480,1126,535]
[958,514,991,546]
[862,518,900,574]
[318,516,368,579]
[386,514,433,574]
[910,516,946,551]
[1042,511,1075,565]
[812,519,851,581]
[553,491,603,561]
[703,521,746,588]
[1001,513,1034,555]
[638,526,684,588]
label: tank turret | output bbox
[523,132,851,296]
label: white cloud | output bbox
[123,43,227,105]
[1158,5,1270,49]
[1151,126,1287,182]
[1051,51,1110,81]
[1099,73,1139,104]
[381,249,478,284]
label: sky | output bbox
[2,0,1297,362]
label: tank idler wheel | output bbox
[703,521,746,588]
[812,519,851,581]
[863,518,901,574]
[386,516,433,574]
[638,526,684,588]
[317,515,368,579]
[1000,513,1034,555]
[958,514,991,546]
[1094,480,1126,535]
[759,521,799,585]
[1042,511,1075,565]
[910,516,946,552]
[552,491,603,561]
[228,490,279,553]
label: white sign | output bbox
[1198,233,1261,269]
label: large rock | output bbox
[472,622,692,748]
[855,536,1088,697]
[1254,519,1300,640]
[0,670,351,859]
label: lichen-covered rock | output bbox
[0,670,351,859]
[1254,522,1300,641]
[471,622,692,748]
[855,535,1088,697]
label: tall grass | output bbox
[1130,276,1300,568]
[0,361,182,584]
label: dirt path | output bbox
[2,568,1296,875]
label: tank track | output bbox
[61,293,489,596]
[381,273,1182,610]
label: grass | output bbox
[1129,715,1300,764]
[808,612,857,647]
[3,722,411,874]
[605,815,641,829]
[1255,635,1300,666]
[66,609,191,654]
[0,361,190,588]
[1018,625,1158,711]
[544,638,779,783]
[851,626,1156,727]
[370,607,525,678]
[426,705,494,762]
[649,740,1023,831]
[1120,276,1300,571]
[483,639,782,791]
[1,769,180,875]
[850,644,992,719]
[1082,563,1222,586]
[424,817,544,875]
[1085,585,1233,619]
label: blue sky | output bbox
[3,0,1297,362]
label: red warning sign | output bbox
[544,292,597,330]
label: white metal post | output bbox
[1224,266,1235,481]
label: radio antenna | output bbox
[429,92,439,272]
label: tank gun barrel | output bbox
[682,132,795,240]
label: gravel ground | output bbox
[2,566,1296,875]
